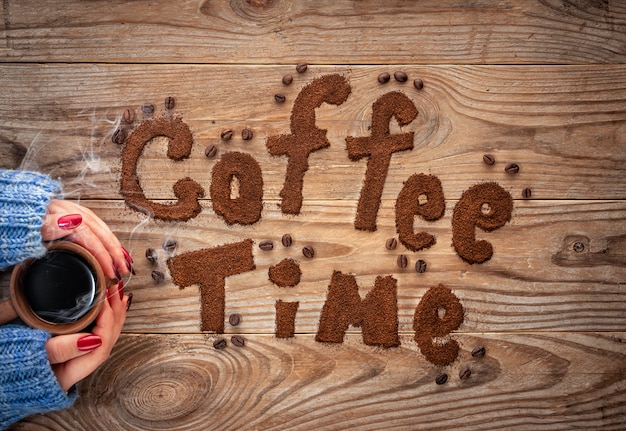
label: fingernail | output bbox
[122,247,134,264]
[126,293,133,311]
[118,280,124,300]
[126,261,136,275]
[57,214,82,230]
[113,266,122,281]
[77,335,102,351]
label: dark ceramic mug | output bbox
[0,241,109,335]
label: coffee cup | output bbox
[0,241,109,335]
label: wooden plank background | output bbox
[1,1,625,430]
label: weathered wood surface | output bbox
[1,65,625,200]
[3,1,626,430]
[1,0,625,64]
[17,333,626,431]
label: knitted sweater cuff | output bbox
[0,324,77,429]
[0,169,62,270]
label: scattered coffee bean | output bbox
[483,154,496,166]
[435,373,448,385]
[151,270,164,282]
[213,338,227,350]
[164,96,176,110]
[413,78,424,90]
[505,163,520,174]
[122,108,135,123]
[522,187,532,199]
[296,63,308,73]
[163,239,177,253]
[220,129,233,141]
[415,259,427,273]
[145,248,158,263]
[259,240,274,251]
[302,246,315,258]
[397,254,408,268]
[112,129,126,145]
[229,313,241,326]
[282,74,293,85]
[471,346,486,358]
[141,103,154,115]
[377,72,391,84]
[231,335,245,347]
[385,237,398,250]
[394,71,408,82]
[459,366,472,380]
[573,241,585,253]
[281,234,293,247]
[274,93,286,103]
[205,145,218,158]
[242,128,254,140]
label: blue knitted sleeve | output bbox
[0,324,77,429]
[0,169,62,270]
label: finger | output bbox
[45,333,103,365]
[41,213,83,241]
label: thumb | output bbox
[42,213,83,241]
[45,333,102,364]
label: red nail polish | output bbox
[121,247,134,264]
[113,266,122,281]
[77,335,102,351]
[57,214,82,230]
[126,293,133,311]
[126,261,136,275]
[118,280,124,299]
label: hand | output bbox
[41,199,133,280]
[45,287,130,392]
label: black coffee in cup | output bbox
[21,250,97,324]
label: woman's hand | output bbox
[45,287,130,391]
[41,199,133,280]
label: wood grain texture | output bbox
[66,199,626,334]
[11,333,626,431]
[1,0,625,64]
[1,64,625,200]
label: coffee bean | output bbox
[145,248,158,263]
[483,154,496,166]
[282,74,293,85]
[302,246,315,258]
[413,78,424,90]
[242,128,254,140]
[205,145,217,158]
[385,237,398,250]
[435,373,448,385]
[163,239,177,253]
[213,338,227,350]
[220,129,233,141]
[394,71,408,82]
[229,313,241,326]
[274,93,286,103]
[459,366,472,380]
[231,335,245,347]
[505,163,520,174]
[112,129,126,145]
[141,103,154,115]
[151,270,164,282]
[281,234,293,247]
[415,259,427,273]
[259,240,274,251]
[397,254,408,268]
[573,241,585,253]
[122,108,135,123]
[164,96,176,110]
[377,72,391,84]
[522,187,532,199]
[471,346,486,358]
[296,63,308,73]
